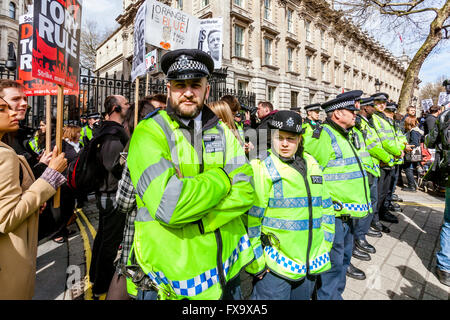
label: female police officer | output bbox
[246,110,335,300]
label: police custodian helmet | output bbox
[268,110,303,134]
[161,49,215,81]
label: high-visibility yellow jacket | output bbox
[127,106,255,300]
[245,151,335,280]
[303,120,372,218]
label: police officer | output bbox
[303,103,322,134]
[370,93,402,232]
[354,97,394,240]
[125,49,255,300]
[80,112,100,146]
[246,110,335,300]
[384,102,407,213]
[80,114,87,127]
[303,91,371,299]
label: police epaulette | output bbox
[312,125,323,139]
[143,108,161,120]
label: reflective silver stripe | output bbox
[216,124,227,165]
[360,152,371,158]
[136,207,155,222]
[153,114,179,166]
[366,141,378,150]
[136,158,174,198]
[232,172,253,186]
[155,175,184,224]
[224,155,248,174]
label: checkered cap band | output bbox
[167,56,209,76]
[324,99,355,113]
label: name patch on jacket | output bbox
[204,134,224,153]
[311,175,323,184]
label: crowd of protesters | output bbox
[0,64,448,301]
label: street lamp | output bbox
[375,78,381,93]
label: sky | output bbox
[81,0,449,88]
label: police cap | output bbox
[360,97,374,107]
[304,103,321,112]
[321,93,360,113]
[385,102,398,112]
[80,114,87,120]
[371,92,389,102]
[268,110,303,134]
[87,112,101,119]
[161,49,215,81]
[336,90,363,101]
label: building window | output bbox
[305,21,311,42]
[334,66,338,85]
[175,0,183,10]
[309,92,315,105]
[201,0,209,8]
[238,80,248,95]
[306,55,311,77]
[291,91,298,108]
[321,30,325,49]
[287,9,293,32]
[9,2,16,20]
[264,38,272,65]
[7,42,15,60]
[287,47,293,72]
[321,61,326,81]
[234,0,243,7]
[264,0,271,20]
[267,86,276,103]
[235,25,244,57]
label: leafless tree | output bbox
[80,20,115,72]
[334,0,450,112]
[419,74,447,104]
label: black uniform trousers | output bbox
[90,193,126,295]
[375,167,395,222]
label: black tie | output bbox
[188,120,195,131]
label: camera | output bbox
[240,103,257,116]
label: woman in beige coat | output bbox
[0,97,67,299]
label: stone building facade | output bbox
[96,0,412,111]
[0,0,32,66]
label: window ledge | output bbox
[262,64,279,71]
[232,56,253,63]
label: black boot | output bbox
[352,246,371,261]
[347,263,366,280]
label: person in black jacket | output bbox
[424,106,440,136]
[401,116,423,192]
[89,95,130,298]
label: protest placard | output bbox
[421,98,433,112]
[18,13,78,95]
[32,0,82,90]
[145,49,158,73]
[438,91,449,107]
[198,18,223,69]
[131,3,147,81]
[145,0,199,51]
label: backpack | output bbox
[66,134,107,194]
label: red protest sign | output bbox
[32,0,82,91]
[18,13,78,96]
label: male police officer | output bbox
[246,110,335,300]
[303,92,371,299]
[370,93,402,232]
[126,49,255,300]
[303,103,322,134]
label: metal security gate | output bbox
[1,66,256,129]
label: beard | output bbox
[169,94,206,120]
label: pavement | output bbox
[33,188,450,300]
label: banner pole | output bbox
[46,95,52,153]
[145,73,150,96]
[53,85,64,208]
[134,77,140,130]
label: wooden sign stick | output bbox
[134,77,140,130]
[53,85,64,208]
[145,73,150,97]
[45,95,52,153]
